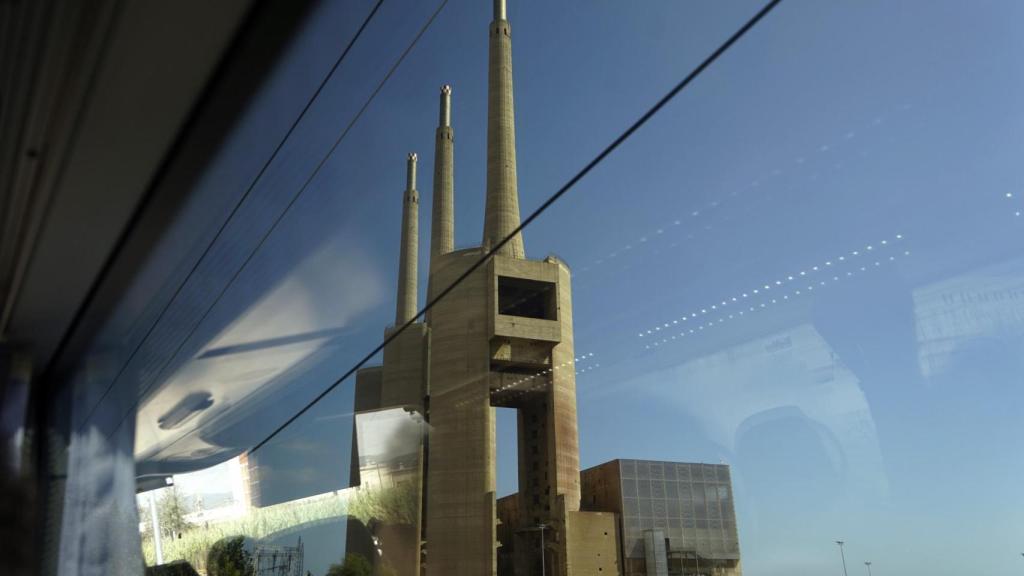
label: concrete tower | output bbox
[429,85,455,303]
[396,153,419,325]
[345,153,431,575]
[482,0,525,258]
[352,3,616,575]
[421,2,606,574]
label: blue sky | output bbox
[128,1,1024,574]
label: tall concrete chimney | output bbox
[482,0,525,258]
[430,85,455,263]
[396,153,419,325]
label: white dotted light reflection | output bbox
[640,236,909,349]
[473,352,599,407]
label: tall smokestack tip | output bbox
[494,0,505,20]
[439,85,452,127]
[406,153,418,190]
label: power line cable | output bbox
[107,0,452,444]
[250,0,785,454]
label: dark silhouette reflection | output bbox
[145,561,200,576]
[207,536,255,575]
[158,392,215,430]
[0,442,33,576]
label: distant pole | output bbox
[835,541,849,576]
[149,492,164,565]
[864,561,872,576]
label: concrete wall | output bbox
[425,249,497,576]
[566,511,621,576]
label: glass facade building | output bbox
[581,459,741,576]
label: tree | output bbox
[325,553,373,576]
[157,486,190,538]
[207,536,252,576]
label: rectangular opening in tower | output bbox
[497,276,556,319]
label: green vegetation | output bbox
[141,483,418,573]
[142,493,345,572]
[345,481,418,526]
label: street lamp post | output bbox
[864,561,872,576]
[537,524,548,576]
[835,541,849,576]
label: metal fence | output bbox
[252,538,303,576]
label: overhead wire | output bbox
[249,0,786,454]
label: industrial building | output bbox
[579,460,742,576]
[344,2,741,575]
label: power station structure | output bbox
[344,2,739,575]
